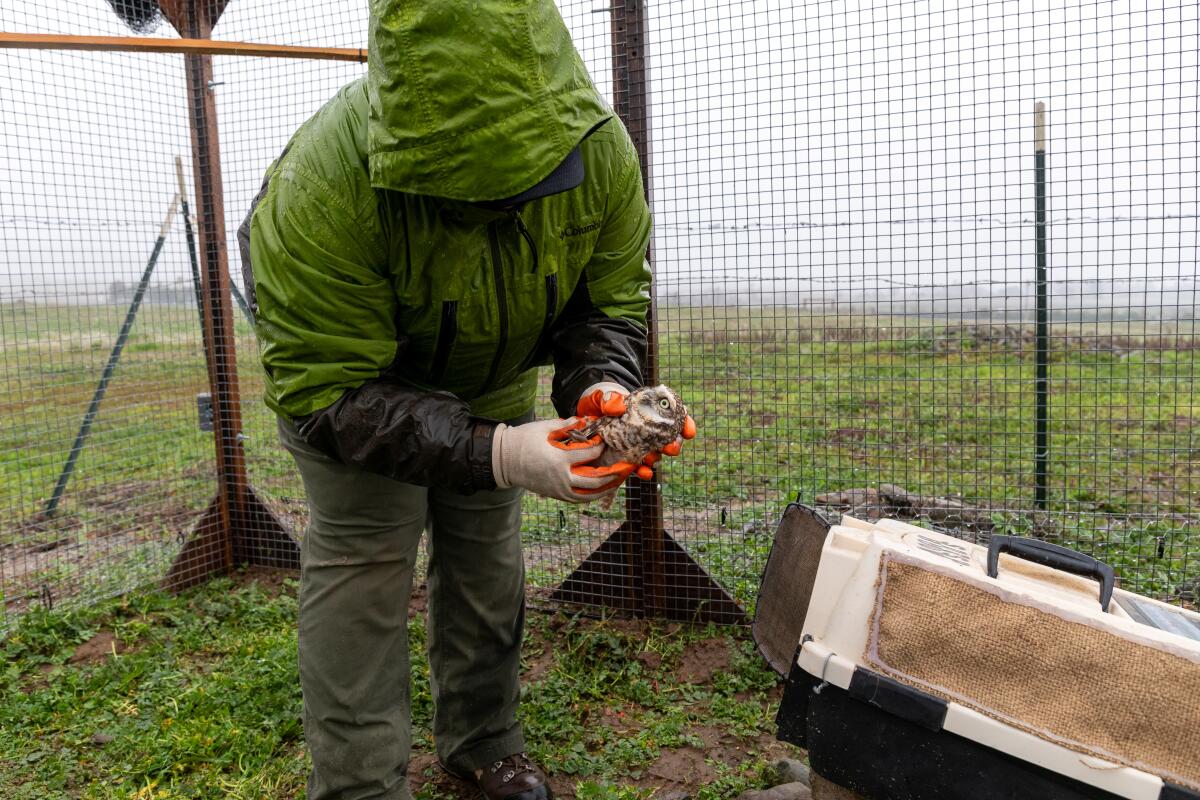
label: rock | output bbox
[735,782,812,800]
[810,774,866,799]
[90,732,114,746]
[770,758,811,787]
[878,484,917,508]
[814,488,882,509]
[659,792,690,800]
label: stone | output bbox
[770,758,811,787]
[734,782,812,800]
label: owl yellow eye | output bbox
[658,398,670,409]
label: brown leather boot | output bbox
[444,753,553,800]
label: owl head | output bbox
[627,384,689,435]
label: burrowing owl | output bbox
[569,384,690,467]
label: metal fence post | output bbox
[42,195,180,517]
[164,0,299,588]
[552,0,745,624]
[1034,102,1050,509]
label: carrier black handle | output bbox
[986,535,1114,613]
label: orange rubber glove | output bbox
[547,417,638,496]
[633,413,698,479]
[575,381,629,418]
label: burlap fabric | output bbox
[866,557,1200,790]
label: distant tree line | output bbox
[107,281,198,307]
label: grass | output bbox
[653,308,1199,600]
[0,568,788,799]
[0,301,1195,797]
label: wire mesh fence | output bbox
[1,0,1197,633]
[0,28,211,619]
[646,0,1198,609]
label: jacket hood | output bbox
[367,0,614,202]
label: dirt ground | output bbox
[402,581,794,797]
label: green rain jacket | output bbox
[239,1,651,494]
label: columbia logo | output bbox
[560,221,601,240]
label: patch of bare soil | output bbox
[69,630,128,664]
[3,482,202,615]
[523,642,556,684]
[408,584,428,617]
[228,565,296,598]
[677,637,732,684]
[645,747,718,785]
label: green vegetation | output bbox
[653,308,1198,600]
[0,570,785,798]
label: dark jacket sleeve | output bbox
[549,280,647,417]
[296,381,498,494]
[548,131,653,417]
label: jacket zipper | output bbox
[513,209,555,371]
[514,211,539,273]
[519,273,558,373]
[481,221,509,393]
[429,299,458,385]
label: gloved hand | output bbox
[576,381,630,418]
[578,382,698,480]
[634,413,698,479]
[491,418,631,503]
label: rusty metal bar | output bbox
[612,0,665,617]
[163,2,301,588]
[0,32,365,62]
[553,0,745,624]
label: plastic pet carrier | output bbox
[757,506,1200,800]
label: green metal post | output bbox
[1034,102,1050,509]
[44,194,180,516]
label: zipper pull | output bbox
[512,210,539,274]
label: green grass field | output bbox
[0,300,1196,798]
[0,569,788,799]
[1,301,1197,623]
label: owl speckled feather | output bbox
[566,385,690,467]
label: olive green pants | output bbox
[278,418,528,800]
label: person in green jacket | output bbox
[239,2,683,799]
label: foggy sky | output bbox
[1,0,1197,311]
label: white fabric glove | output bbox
[491,418,618,503]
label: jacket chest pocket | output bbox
[507,269,560,374]
[419,286,495,394]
